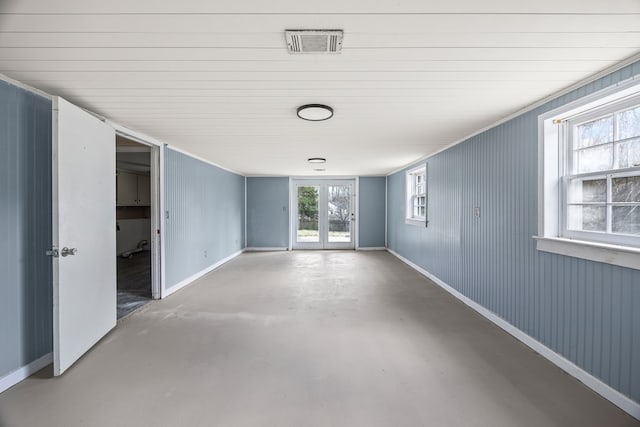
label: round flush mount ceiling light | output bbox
[307,157,326,163]
[297,104,334,121]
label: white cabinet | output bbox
[136,175,151,206]
[116,171,138,205]
[117,170,151,206]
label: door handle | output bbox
[61,247,78,257]
[351,213,356,221]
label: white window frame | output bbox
[536,77,640,270]
[406,165,427,226]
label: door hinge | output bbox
[46,249,59,258]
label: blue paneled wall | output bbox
[359,177,386,248]
[246,177,289,248]
[0,81,53,379]
[244,176,388,249]
[387,62,640,403]
[164,149,246,290]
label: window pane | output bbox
[412,197,425,218]
[567,205,606,232]
[612,175,640,203]
[617,106,640,140]
[576,116,613,148]
[614,137,640,169]
[328,185,351,243]
[575,144,613,173]
[568,178,606,203]
[612,206,640,235]
[297,186,319,242]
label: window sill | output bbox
[405,218,426,227]
[533,236,640,270]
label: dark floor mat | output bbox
[117,250,152,319]
[117,290,150,319]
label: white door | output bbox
[52,97,116,376]
[293,180,355,250]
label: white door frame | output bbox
[289,177,359,250]
[108,122,165,299]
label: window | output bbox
[563,99,640,246]
[537,79,640,270]
[406,165,427,225]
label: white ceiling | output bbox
[1,0,639,176]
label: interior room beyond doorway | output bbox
[116,136,153,318]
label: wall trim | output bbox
[356,247,386,251]
[534,236,640,271]
[163,250,244,298]
[159,145,167,298]
[165,145,243,177]
[245,247,288,252]
[0,72,52,100]
[355,176,360,250]
[244,176,248,249]
[288,177,293,250]
[109,122,165,148]
[0,353,52,394]
[386,248,640,421]
[384,176,388,248]
[386,53,640,177]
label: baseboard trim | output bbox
[164,250,244,298]
[0,353,52,394]
[386,248,640,421]
[356,246,386,251]
[245,247,288,252]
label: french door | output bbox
[292,179,355,249]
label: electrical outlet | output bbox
[474,207,481,218]
[204,250,207,258]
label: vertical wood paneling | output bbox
[246,177,289,248]
[164,148,245,290]
[387,60,640,404]
[0,81,52,378]
[358,176,386,248]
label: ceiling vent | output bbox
[285,30,344,54]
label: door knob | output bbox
[61,247,77,257]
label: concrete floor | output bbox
[0,251,637,427]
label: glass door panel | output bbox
[296,185,320,243]
[327,184,351,243]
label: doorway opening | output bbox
[115,135,160,318]
[291,179,356,250]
